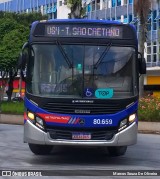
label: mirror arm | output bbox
[138,52,142,59]
[22,42,29,51]
[20,70,26,82]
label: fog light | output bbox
[36,116,44,126]
[35,116,44,130]
[27,112,35,120]
[129,113,136,123]
[120,118,127,128]
[119,118,127,131]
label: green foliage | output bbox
[0,11,47,73]
[0,26,29,71]
[1,101,24,114]
[0,11,47,101]
[67,0,84,18]
[138,96,160,122]
[0,18,17,43]
[67,0,82,7]
[12,12,47,26]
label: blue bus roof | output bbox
[47,19,122,25]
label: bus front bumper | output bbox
[24,120,137,146]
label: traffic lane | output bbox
[0,124,160,171]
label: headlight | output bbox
[129,113,136,123]
[27,112,35,120]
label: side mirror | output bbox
[17,42,29,70]
[138,52,146,74]
[139,57,146,74]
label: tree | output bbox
[0,16,19,101]
[134,0,151,97]
[0,26,29,101]
[0,12,47,101]
[0,18,18,45]
[134,0,160,97]
[12,12,47,26]
[67,0,84,18]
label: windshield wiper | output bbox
[56,40,73,68]
[94,42,112,69]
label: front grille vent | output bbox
[42,102,122,114]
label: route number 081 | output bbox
[93,119,113,125]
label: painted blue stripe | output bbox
[71,117,77,124]
[68,117,73,124]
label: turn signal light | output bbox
[27,112,35,120]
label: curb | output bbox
[0,114,24,125]
[0,114,160,134]
[138,121,160,134]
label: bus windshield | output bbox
[27,44,137,99]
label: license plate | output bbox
[72,132,91,140]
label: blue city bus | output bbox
[19,19,146,156]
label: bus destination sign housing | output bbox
[44,24,123,38]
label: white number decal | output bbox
[93,119,112,125]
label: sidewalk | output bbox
[0,114,160,134]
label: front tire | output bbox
[108,146,127,156]
[28,144,53,155]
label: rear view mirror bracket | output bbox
[17,42,29,82]
[17,42,29,70]
[138,52,146,75]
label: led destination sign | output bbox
[45,24,123,38]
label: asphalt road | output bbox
[0,124,160,179]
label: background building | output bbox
[0,0,58,19]
[0,0,71,19]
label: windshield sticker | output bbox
[40,83,68,93]
[84,88,94,97]
[95,88,113,99]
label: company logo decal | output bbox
[75,109,90,114]
[38,113,70,124]
[72,100,94,103]
[37,113,82,125]
[79,118,85,125]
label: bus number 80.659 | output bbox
[93,119,113,125]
